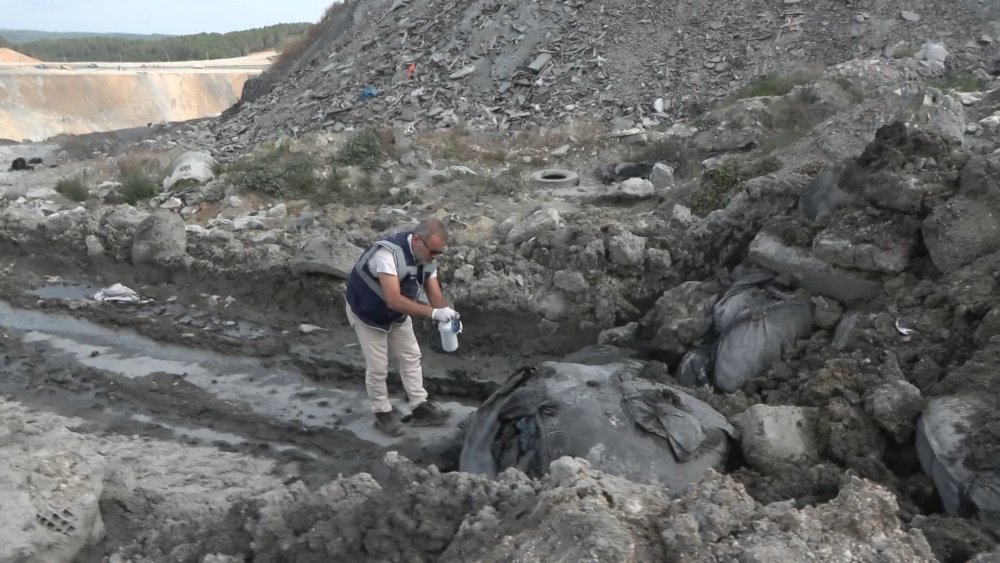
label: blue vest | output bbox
[346,231,437,330]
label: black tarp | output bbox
[459,359,733,490]
[917,394,1000,529]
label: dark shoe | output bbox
[408,400,451,426]
[374,409,404,437]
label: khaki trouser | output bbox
[346,303,428,413]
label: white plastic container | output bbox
[438,319,462,352]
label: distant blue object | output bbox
[360,85,378,99]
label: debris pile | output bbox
[212,0,994,147]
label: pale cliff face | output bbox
[0,70,254,141]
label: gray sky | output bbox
[0,0,337,35]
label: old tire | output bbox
[529,168,579,189]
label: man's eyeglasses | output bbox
[416,235,445,257]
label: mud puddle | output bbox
[27,279,101,300]
[0,300,476,449]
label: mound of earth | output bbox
[0,47,39,64]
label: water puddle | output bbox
[28,282,100,300]
[0,301,474,448]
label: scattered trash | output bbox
[299,323,325,334]
[360,85,378,99]
[895,319,917,335]
[93,283,140,303]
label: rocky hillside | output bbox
[213,0,999,148]
[3,0,1000,562]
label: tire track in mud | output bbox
[0,291,492,486]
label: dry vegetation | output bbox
[414,118,614,166]
[272,1,357,72]
[221,133,404,205]
[54,175,90,202]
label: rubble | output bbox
[210,0,993,148]
[1,0,1000,559]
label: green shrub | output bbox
[334,128,386,172]
[930,71,989,93]
[892,44,918,58]
[313,167,405,205]
[121,173,160,204]
[228,142,320,198]
[482,168,527,195]
[114,155,162,204]
[118,156,161,178]
[733,69,821,100]
[689,157,783,215]
[55,176,89,201]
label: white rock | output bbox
[665,123,698,138]
[159,197,183,210]
[617,178,656,198]
[233,216,266,231]
[979,114,1000,130]
[85,234,105,257]
[267,203,288,218]
[649,163,676,190]
[506,208,564,244]
[916,42,948,71]
[734,405,819,472]
[453,263,475,284]
[550,144,571,157]
[957,92,982,106]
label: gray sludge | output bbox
[712,299,813,393]
[459,359,734,491]
[676,348,711,388]
[916,395,1000,530]
[698,275,814,393]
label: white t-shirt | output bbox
[369,234,438,278]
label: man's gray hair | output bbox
[413,217,448,241]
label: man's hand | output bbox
[432,307,460,323]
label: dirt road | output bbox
[0,238,524,490]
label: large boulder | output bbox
[130,211,187,265]
[749,231,882,304]
[459,359,734,490]
[288,236,364,279]
[643,281,717,360]
[810,210,919,274]
[922,197,1000,273]
[733,404,819,472]
[506,208,564,245]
